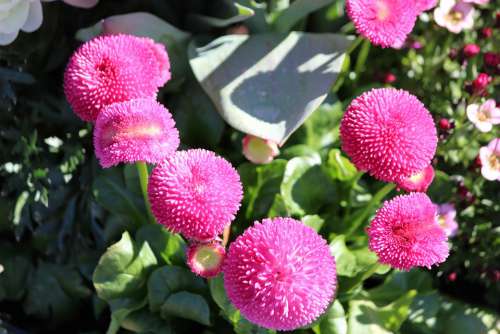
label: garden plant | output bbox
[0,0,499,333]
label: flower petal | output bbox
[21,0,43,33]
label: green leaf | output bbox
[189,32,351,145]
[93,232,157,301]
[301,215,325,232]
[121,308,174,334]
[107,295,148,334]
[24,262,91,323]
[92,174,146,226]
[281,154,333,216]
[147,266,205,313]
[347,290,417,334]
[136,224,186,266]
[161,291,210,325]
[188,3,255,28]
[325,149,358,181]
[329,236,357,277]
[0,250,32,301]
[318,300,347,334]
[272,0,334,33]
[238,160,287,220]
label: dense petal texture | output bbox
[93,98,179,167]
[64,34,170,122]
[367,193,449,270]
[224,218,336,331]
[187,242,225,278]
[340,88,437,182]
[346,0,417,47]
[415,0,438,13]
[396,164,435,192]
[148,149,243,241]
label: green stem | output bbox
[346,35,364,55]
[136,161,155,224]
[354,38,371,76]
[345,183,395,237]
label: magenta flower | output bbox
[367,193,449,270]
[396,164,435,192]
[436,203,458,237]
[242,135,280,164]
[93,98,179,168]
[340,88,437,183]
[187,242,225,278]
[479,138,500,181]
[64,34,170,122]
[415,0,438,13]
[346,0,417,48]
[148,149,243,241]
[224,217,336,330]
[463,43,480,58]
[471,73,492,96]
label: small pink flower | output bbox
[462,0,488,4]
[64,34,170,122]
[187,242,225,278]
[436,203,458,237]
[346,0,418,48]
[463,43,480,58]
[434,0,475,34]
[224,217,336,330]
[479,138,500,181]
[93,98,179,168]
[148,149,243,241]
[242,135,279,164]
[396,164,435,192]
[467,100,500,133]
[340,88,437,183]
[367,193,449,271]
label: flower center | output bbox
[447,11,463,24]
[376,0,390,20]
[194,246,221,269]
[477,110,490,122]
[95,58,117,78]
[409,170,424,183]
[437,215,446,228]
[489,154,500,170]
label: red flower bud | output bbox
[481,27,492,38]
[383,72,397,84]
[447,272,457,282]
[471,73,491,96]
[463,44,480,58]
[439,118,452,130]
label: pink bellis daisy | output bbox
[396,164,435,192]
[340,88,437,183]
[148,149,243,241]
[187,241,226,278]
[93,98,179,168]
[346,0,418,48]
[367,193,449,270]
[436,203,458,237]
[223,217,336,331]
[479,138,500,181]
[64,34,170,122]
[415,0,438,13]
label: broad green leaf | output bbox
[325,149,358,181]
[92,174,146,226]
[107,295,148,334]
[281,154,333,216]
[93,232,157,301]
[24,262,91,323]
[238,160,287,220]
[161,291,210,325]
[272,0,335,32]
[189,32,351,144]
[121,308,174,334]
[347,290,417,334]
[136,225,186,266]
[318,300,347,334]
[301,215,325,232]
[329,236,357,277]
[147,266,205,313]
[366,270,433,304]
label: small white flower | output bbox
[242,135,279,164]
[434,0,475,33]
[467,99,500,133]
[479,138,500,181]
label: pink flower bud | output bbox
[242,135,280,164]
[463,43,480,58]
[396,164,435,192]
[472,73,492,96]
[187,242,226,278]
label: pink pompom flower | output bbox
[436,203,458,237]
[148,149,243,241]
[187,241,226,278]
[396,164,435,192]
[93,98,179,168]
[346,0,417,48]
[340,88,437,183]
[367,193,449,270]
[224,217,336,330]
[64,34,170,122]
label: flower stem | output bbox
[345,183,395,237]
[222,225,231,247]
[136,161,155,224]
